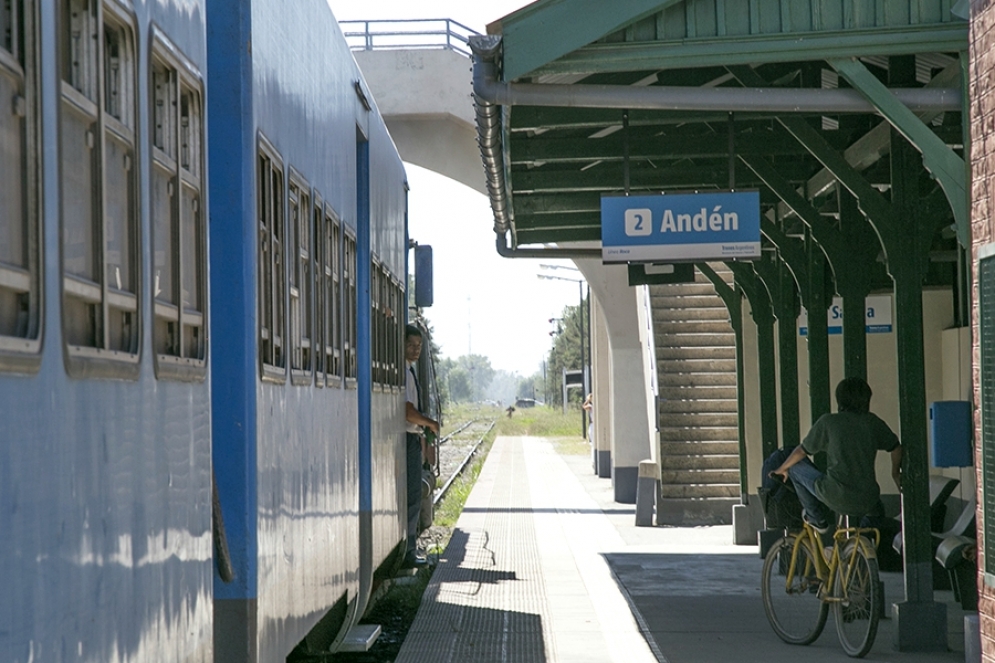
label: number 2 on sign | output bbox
[625,208,653,237]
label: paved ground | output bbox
[395,436,974,663]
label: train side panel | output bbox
[368,114,409,571]
[209,0,408,660]
[1,1,213,662]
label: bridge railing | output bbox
[340,18,479,57]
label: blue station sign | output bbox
[601,191,761,263]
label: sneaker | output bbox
[401,551,427,569]
[803,512,830,535]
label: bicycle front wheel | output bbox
[833,538,881,658]
[762,534,829,645]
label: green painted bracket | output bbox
[829,57,967,247]
[696,261,738,315]
[759,219,811,299]
[741,155,845,265]
[776,116,896,248]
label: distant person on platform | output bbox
[582,393,594,441]
[404,324,439,568]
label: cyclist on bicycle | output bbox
[770,377,903,533]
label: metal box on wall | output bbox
[930,400,973,467]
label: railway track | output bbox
[433,418,496,506]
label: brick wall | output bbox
[972,1,995,659]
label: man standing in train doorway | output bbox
[404,325,439,568]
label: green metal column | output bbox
[730,263,779,460]
[776,262,801,447]
[888,131,937,604]
[740,154,879,384]
[759,219,833,425]
[754,256,801,448]
[697,262,748,499]
[805,235,832,423]
[775,108,948,649]
[837,189,875,381]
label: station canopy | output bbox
[472,0,968,256]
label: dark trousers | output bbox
[786,457,834,527]
[406,432,422,553]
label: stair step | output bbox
[661,441,739,455]
[658,399,738,414]
[661,469,740,484]
[655,332,736,348]
[648,282,719,297]
[658,373,738,388]
[659,386,738,400]
[658,346,735,361]
[655,497,737,525]
[654,307,731,322]
[661,412,739,427]
[661,454,740,470]
[655,320,733,335]
[659,483,740,499]
[657,359,737,374]
[660,429,738,444]
[651,295,726,310]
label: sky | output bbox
[330,0,584,378]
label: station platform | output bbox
[394,436,973,663]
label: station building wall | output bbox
[739,289,972,515]
[970,0,995,657]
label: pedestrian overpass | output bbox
[342,5,973,651]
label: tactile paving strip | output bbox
[396,437,554,662]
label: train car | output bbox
[2,0,409,661]
[207,0,409,660]
[1,1,214,661]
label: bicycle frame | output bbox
[785,522,880,604]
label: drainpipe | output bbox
[495,232,602,259]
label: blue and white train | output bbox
[1,1,412,661]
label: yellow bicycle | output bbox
[761,516,882,658]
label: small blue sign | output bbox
[601,191,761,263]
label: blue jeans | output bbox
[406,433,423,554]
[787,458,833,527]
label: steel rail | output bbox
[433,420,496,506]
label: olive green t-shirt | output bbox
[800,411,900,517]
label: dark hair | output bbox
[836,377,872,413]
[405,324,422,340]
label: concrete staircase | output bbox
[650,264,740,525]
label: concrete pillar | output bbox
[590,298,612,478]
[575,260,656,504]
[635,459,659,526]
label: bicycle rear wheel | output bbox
[762,534,829,645]
[833,538,881,658]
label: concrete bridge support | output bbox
[353,49,485,195]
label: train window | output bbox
[371,259,380,386]
[390,276,402,387]
[343,232,357,383]
[149,40,207,380]
[258,137,286,381]
[0,0,42,371]
[289,174,313,383]
[370,262,401,389]
[60,0,140,377]
[324,204,342,384]
[311,194,325,383]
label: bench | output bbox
[935,534,978,611]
